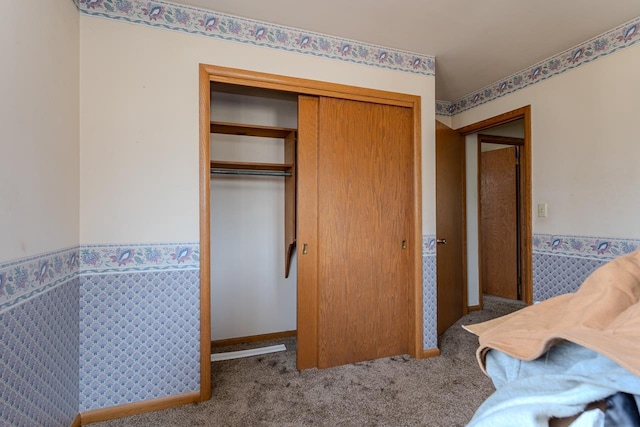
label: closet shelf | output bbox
[210,160,293,172]
[211,121,296,139]
[210,119,297,279]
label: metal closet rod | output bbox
[210,168,292,177]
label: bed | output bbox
[464,248,640,426]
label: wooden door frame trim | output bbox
[198,64,212,401]
[477,134,524,146]
[199,64,424,398]
[456,106,533,307]
[457,107,528,135]
[199,64,417,108]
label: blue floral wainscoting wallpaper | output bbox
[0,242,201,424]
[78,243,201,411]
[533,234,640,301]
[422,236,437,350]
[0,248,80,427]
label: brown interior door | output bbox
[314,97,412,368]
[435,120,466,336]
[480,146,518,299]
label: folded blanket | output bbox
[464,247,640,378]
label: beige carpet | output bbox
[93,295,525,426]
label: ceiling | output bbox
[170,0,640,101]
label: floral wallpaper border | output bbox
[533,233,640,261]
[0,242,200,312]
[422,235,437,255]
[435,100,454,117]
[421,233,638,260]
[436,16,640,116]
[73,2,640,116]
[75,0,435,77]
[80,242,199,274]
[0,247,79,313]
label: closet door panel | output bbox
[296,96,319,370]
[317,97,412,368]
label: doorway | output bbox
[436,106,533,335]
[435,107,532,335]
[478,132,525,301]
[458,107,533,310]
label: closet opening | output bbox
[208,83,299,359]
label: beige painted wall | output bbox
[435,114,452,129]
[79,16,436,244]
[452,42,640,239]
[0,0,79,262]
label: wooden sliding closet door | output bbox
[313,97,413,368]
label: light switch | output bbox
[537,203,548,218]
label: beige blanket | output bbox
[465,247,640,377]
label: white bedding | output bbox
[467,342,640,427]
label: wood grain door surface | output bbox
[316,97,412,368]
[435,121,466,336]
[480,147,518,299]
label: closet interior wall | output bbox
[210,85,298,340]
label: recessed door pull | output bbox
[436,238,447,245]
[302,243,308,254]
[402,240,407,249]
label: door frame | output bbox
[198,64,424,400]
[457,106,533,308]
